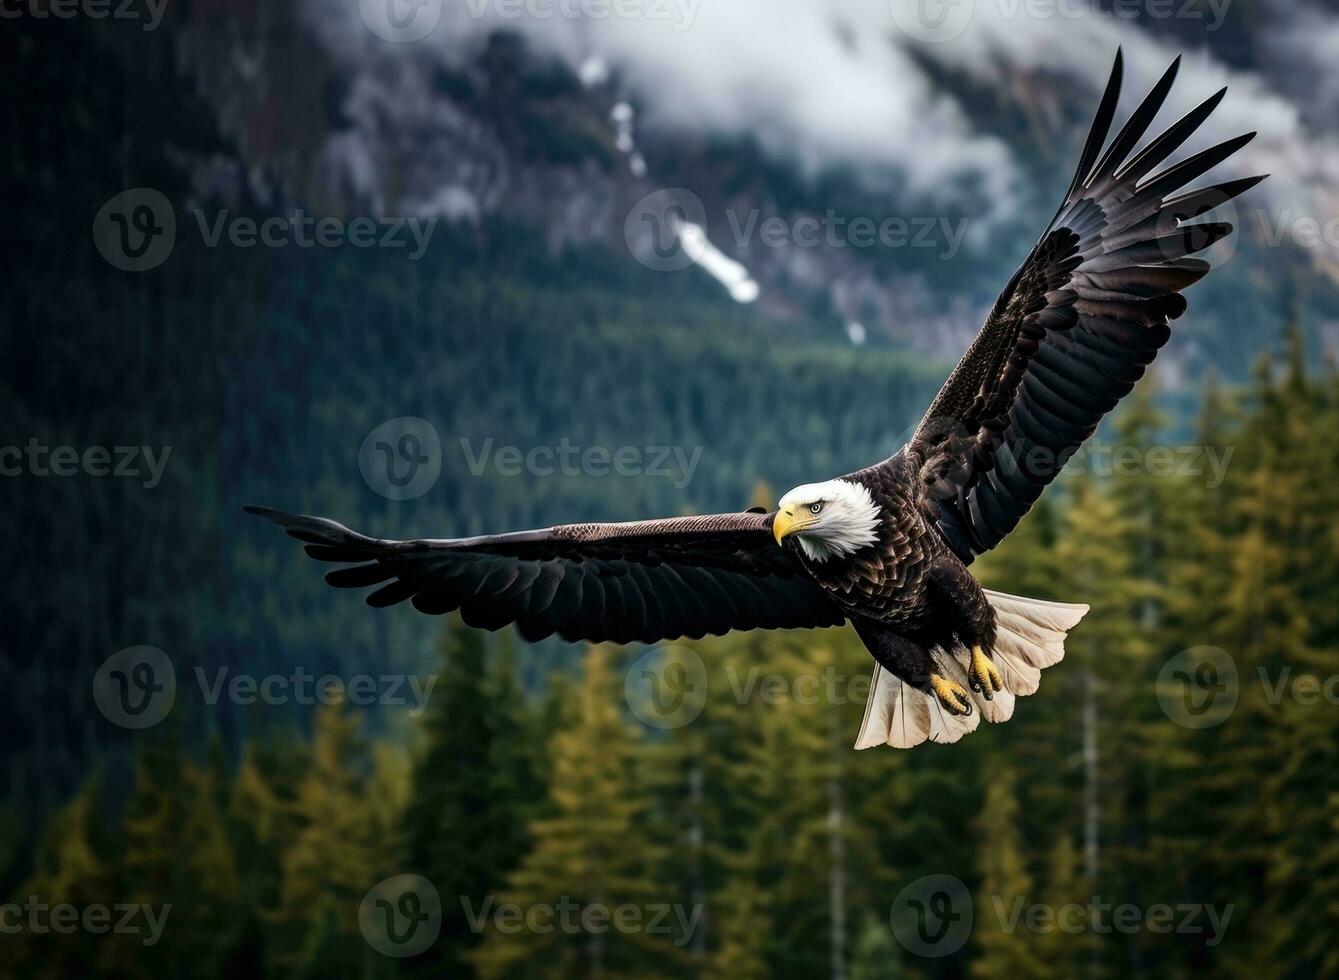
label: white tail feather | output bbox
[854,590,1089,750]
[856,666,930,749]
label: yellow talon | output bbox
[930,674,973,716]
[969,646,1003,700]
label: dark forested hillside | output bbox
[8,334,1339,979]
[0,15,938,807]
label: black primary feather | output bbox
[906,51,1266,563]
[243,506,845,644]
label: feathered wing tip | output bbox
[853,591,1089,750]
[1063,48,1265,251]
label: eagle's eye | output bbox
[809,502,823,515]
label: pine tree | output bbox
[401,620,493,976]
[484,634,545,881]
[971,765,1044,980]
[849,913,904,980]
[702,863,772,980]
[401,620,542,977]
[11,776,114,979]
[758,640,857,980]
[1054,472,1147,933]
[472,645,678,980]
[1034,832,1095,980]
[273,702,396,973]
[1233,330,1339,978]
[227,727,310,972]
[102,731,240,979]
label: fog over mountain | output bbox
[182,0,1339,364]
[306,0,1339,232]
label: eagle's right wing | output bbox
[909,50,1264,563]
[246,506,845,644]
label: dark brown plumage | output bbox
[246,508,846,645]
[247,50,1263,748]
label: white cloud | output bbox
[310,0,1339,258]
[311,0,1019,213]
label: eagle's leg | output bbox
[853,619,973,717]
[928,673,974,716]
[968,646,1004,699]
[928,559,1000,699]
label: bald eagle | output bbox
[248,51,1263,749]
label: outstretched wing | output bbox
[246,506,845,644]
[909,50,1265,563]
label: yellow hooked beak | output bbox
[772,508,815,545]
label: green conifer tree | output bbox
[472,645,678,980]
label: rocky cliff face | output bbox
[167,0,1335,373]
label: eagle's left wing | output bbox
[908,50,1264,563]
[245,506,845,644]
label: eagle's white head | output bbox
[773,479,881,562]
